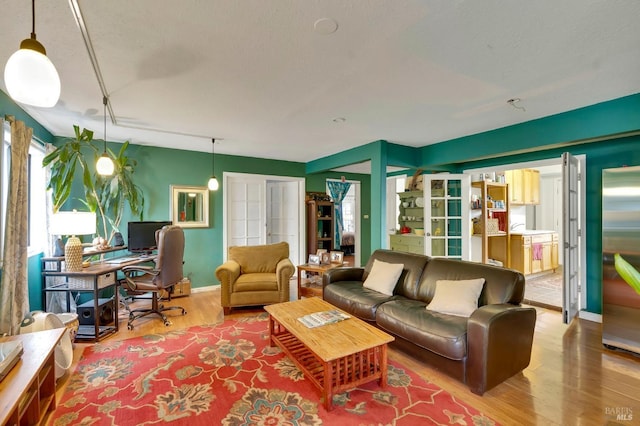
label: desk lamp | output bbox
[51,211,96,271]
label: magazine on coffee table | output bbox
[298,309,351,328]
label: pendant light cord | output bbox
[103,96,108,152]
[211,138,215,173]
[31,0,36,39]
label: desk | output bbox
[0,328,64,426]
[41,247,155,342]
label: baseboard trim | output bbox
[191,284,220,294]
[579,310,602,323]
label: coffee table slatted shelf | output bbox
[265,297,394,410]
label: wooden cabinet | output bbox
[551,233,559,270]
[471,181,510,267]
[306,200,334,255]
[505,169,540,205]
[511,235,532,275]
[0,328,64,426]
[389,234,424,255]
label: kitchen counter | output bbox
[510,231,559,275]
[510,229,556,236]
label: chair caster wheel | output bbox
[182,310,187,315]
[128,324,134,330]
[164,321,171,326]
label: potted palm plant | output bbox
[43,125,144,246]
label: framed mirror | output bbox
[170,185,209,228]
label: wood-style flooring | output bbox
[55,288,640,426]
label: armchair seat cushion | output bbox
[235,273,279,292]
[376,298,468,360]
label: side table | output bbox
[297,263,339,299]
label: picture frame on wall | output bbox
[330,251,344,264]
[308,254,321,265]
[320,252,331,264]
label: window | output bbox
[1,121,47,262]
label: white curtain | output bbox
[0,118,31,335]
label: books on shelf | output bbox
[298,309,351,328]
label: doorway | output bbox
[465,155,586,319]
[222,172,306,267]
[326,179,361,267]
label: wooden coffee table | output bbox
[264,297,394,410]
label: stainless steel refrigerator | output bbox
[602,165,640,354]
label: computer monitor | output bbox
[127,221,172,254]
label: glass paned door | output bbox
[424,175,470,259]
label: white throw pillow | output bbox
[362,259,404,296]
[426,278,486,317]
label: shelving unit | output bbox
[390,190,425,255]
[306,199,335,255]
[471,181,510,267]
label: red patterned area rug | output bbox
[48,313,498,426]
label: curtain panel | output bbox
[326,181,351,250]
[0,118,31,335]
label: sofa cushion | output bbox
[415,257,525,306]
[376,298,469,360]
[229,242,289,274]
[426,278,485,317]
[362,250,430,299]
[363,259,404,296]
[324,281,395,321]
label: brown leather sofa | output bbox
[323,249,536,395]
[216,242,294,314]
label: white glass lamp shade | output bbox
[96,153,115,176]
[208,176,219,191]
[4,44,61,108]
[51,211,96,236]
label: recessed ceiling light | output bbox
[314,18,339,35]
[332,117,346,123]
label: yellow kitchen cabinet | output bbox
[510,235,532,275]
[551,233,559,270]
[505,169,540,205]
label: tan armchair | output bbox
[216,241,294,314]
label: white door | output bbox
[227,177,265,247]
[423,174,471,259]
[266,180,301,265]
[386,176,406,248]
[562,152,581,323]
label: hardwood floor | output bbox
[55,289,640,425]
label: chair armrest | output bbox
[215,260,241,307]
[276,258,295,294]
[322,267,365,287]
[121,265,159,291]
[466,303,537,395]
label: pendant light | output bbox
[96,96,115,176]
[4,0,61,107]
[207,138,219,191]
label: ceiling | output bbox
[1,1,639,168]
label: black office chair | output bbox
[122,225,187,329]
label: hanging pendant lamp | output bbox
[4,0,61,107]
[96,96,114,176]
[207,138,219,191]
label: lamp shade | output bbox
[4,45,61,108]
[207,176,219,191]
[96,153,115,176]
[51,211,96,236]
